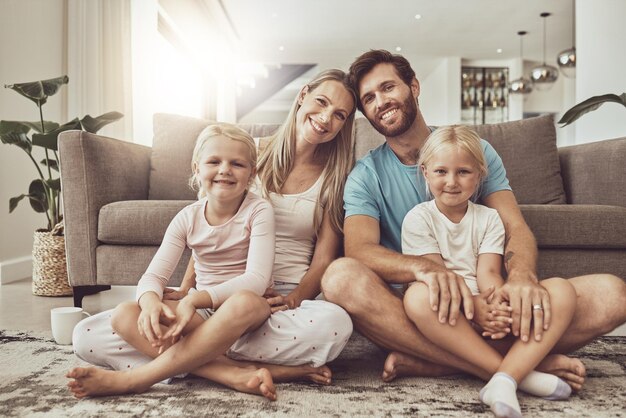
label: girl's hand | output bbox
[162,297,196,344]
[163,287,191,301]
[137,294,177,347]
[472,286,512,339]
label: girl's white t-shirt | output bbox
[401,200,505,295]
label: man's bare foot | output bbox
[244,368,277,401]
[537,354,586,392]
[265,364,332,385]
[66,367,142,398]
[382,351,457,382]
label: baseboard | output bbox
[0,256,32,285]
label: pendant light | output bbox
[530,12,559,90]
[509,31,533,94]
[557,1,576,77]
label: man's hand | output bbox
[416,269,474,325]
[494,269,551,342]
[472,286,512,339]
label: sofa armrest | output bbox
[559,136,626,207]
[59,130,151,287]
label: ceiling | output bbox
[220,0,576,67]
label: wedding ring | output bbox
[532,304,543,311]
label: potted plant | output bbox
[0,75,122,296]
[558,93,626,126]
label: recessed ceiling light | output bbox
[271,12,278,18]
[414,14,422,20]
[497,48,503,53]
[278,45,285,51]
[395,46,402,52]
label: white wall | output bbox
[420,57,461,126]
[575,0,626,143]
[0,0,65,283]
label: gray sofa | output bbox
[59,113,626,307]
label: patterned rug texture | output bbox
[0,329,624,417]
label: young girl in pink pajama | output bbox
[67,123,280,398]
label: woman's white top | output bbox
[252,175,323,285]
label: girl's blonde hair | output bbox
[256,69,357,235]
[419,125,488,197]
[189,123,257,199]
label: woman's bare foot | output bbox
[537,354,586,392]
[66,367,142,398]
[382,351,457,382]
[265,364,332,385]
[244,368,277,401]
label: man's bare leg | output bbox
[66,291,273,398]
[552,274,626,352]
[321,258,491,381]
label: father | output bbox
[321,49,626,386]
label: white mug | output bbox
[51,307,90,345]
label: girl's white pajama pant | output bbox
[72,289,353,373]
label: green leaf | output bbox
[0,132,32,153]
[0,121,31,135]
[31,118,81,151]
[4,75,69,106]
[9,194,28,213]
[40,158,59,171]
[0,120,59,135]
[80,111,124,133]
[45,178,61,191]
[28,179,48,213]
[558,93,626,126]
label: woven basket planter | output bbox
[32,221,72,296]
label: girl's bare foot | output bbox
[244,368,277,401]
[537,354,586,392]
[382,351,457,382]
[66,367,143,398]
[265,364,332,385]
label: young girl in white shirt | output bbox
[401,125,578,418]
[67,123,278,398]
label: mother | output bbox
[69,69,357,399]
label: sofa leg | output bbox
[73,285,112,308]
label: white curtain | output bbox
[66,0,133,140]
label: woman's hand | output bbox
[263,288,303,313]
[137,292,176,347]
[472,286,512,339]
[163,287,191,301]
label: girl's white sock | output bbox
[479,372,522,418]
[518,370,571,400]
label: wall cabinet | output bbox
[461,67,509,125]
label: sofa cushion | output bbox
[354,114,566,205]
[520,204,626,248]
[98,200,194,245]
[149,113,280,200]
[474,115,566,204]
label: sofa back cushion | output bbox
[149,113,279,200]
[354,114,566,204]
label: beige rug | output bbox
[1,330,624,417]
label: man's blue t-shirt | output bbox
[344,139,511,253]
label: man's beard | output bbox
[369,94,418,138]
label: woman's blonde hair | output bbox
[419,125,488,197]
[189,123,257,199]
[256,69,357,235]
